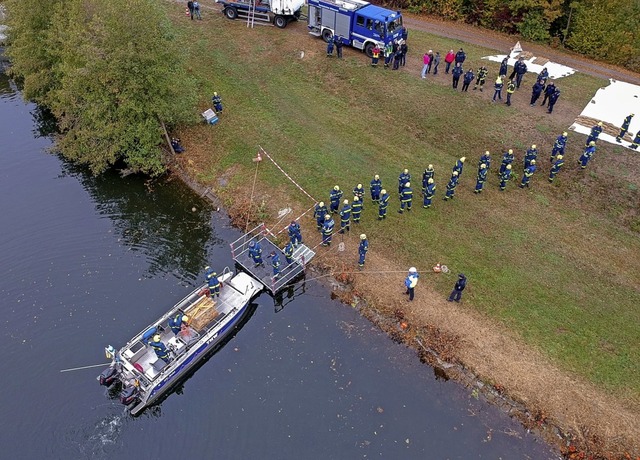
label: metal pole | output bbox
[563,6,573,46]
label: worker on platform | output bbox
[288,220,302,247]
[339,199,351,233]
[322,214,335,246]
[474,163,487,194]
[351,196,362,223]
[378,189,390,220]
[284,241,294,264]
[616,114,634,142]
[208,271,220,298]
[579,141,597,169]
[519,160,537,188]
[370,174,382,203]
[269,252,281,279]
[150,335,170,364]
[479,151,491,170]
[358,234,368,269]
[551,132,568,162]
[314,201,328,231]
[212,92,223,113]
[500,149,514,175]
[398,169,410,195]
[168,314,189,335]
[422,165,435,193]
[447,273,467,303]
[586,121,603,146]
[423,178,436,208]
[548,155,564,182]
[524,145,538,169]
[249,240,264,267]
[443,172,459,201]
[452,157,466,176]
[499,164,512,191]
[353,183,365,208]
[330,185,343,214]
[398,182,413,212]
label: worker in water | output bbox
[404,267,419,301]
[422,165,435,193]
[314,201,328,230]
[423,178,436,208]
[586,121,603,146]
[551,132,568,162]
[208,271,221,297]
[370,174,382,203]
[443,172,459,200]
[524,144,538,169]
[212,92,223,112]
[353,183,365,208]
[288,220,302,247]
[339,199,351,233]
[398,169,410,195]
[358,234,368,269]
[284,241,294,264]
[398,181,413,213]
[578,141,597,169]
[616,114,634,142]
[330,185,343,214]
[351,196,362,223]
[499,164,512,191]
[322,214,335,246]
[248,240,264,267]
[447,273,467,302]
[519,159,537,188]
[378,189,390,220]
[150,334,170,363]
[548,155,564,182]
[479,151,491,170]
[500,149,514,175]
[269,252,281,279]
[452,157,466,176]
[168,314,189,335]
[474,163,487,194]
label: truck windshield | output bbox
[387,17,402,35]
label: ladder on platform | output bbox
[244,0,271,28]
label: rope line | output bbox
[259,146,317,203]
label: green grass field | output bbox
[170,5,639,400]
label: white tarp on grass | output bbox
[570,79,640,149]
[482,49,576,80]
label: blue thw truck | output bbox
[307,0,404,57]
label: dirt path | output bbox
[402,14,640,85]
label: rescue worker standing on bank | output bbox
[322,214,335,246]
[398,169,410,195]
[339,199,351,233]
[398,182,413,213]
[404,267,419,301]
[548,155,564,182]
[499,164,512,191]
[547,86,561,114]
[443,171,459,200]
[422,165,433,193]
[500,149,514,175]
[586,121,603,146]
[631,130,640,149]
[447,273,467,302]
[524,144,538,169]
[371,44,381,67]
[452,62,464,90]
[358,234,368,269]
[579,141,597,169]
[462,68,475,92]
[519,160,537,188]
[314,201,328,230]
[351,196,362,223]
[551,132,568,162]
[505,79,516,106]
[616,114,634,142]
[370,174,382,202]
[378,189,390,220]
[330,185,343,213]
[423,178,436,208]
[353,184,365,209]
[475,163,487,193]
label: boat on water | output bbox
[98,267,263,415]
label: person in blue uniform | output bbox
[378,189,389,220]
[499,57,508,78]
[370,175,382,202]
[499,164,512,191]
[447,273,467,302]
[474,163,487,193]
[550,132,567,162]
[530,80,544,106]
[248,240,264,267]
[461,68,475,92]
[212,92,223,112]
[329,186,343,214]
[150,334,170,363]
[548,155,564,183]
[287,220,302,247]
[326,36,334,56]
[269,252,281,279]
[422,165,435,193]
[452,157,466,176]
[398,169,410,195]
[322,214,335,246]
[398,182,413,212]
[314,201,328,230]
[168,314,189,335]
[492,75,504,102]
[353,184,365,208]
[537,67,549,88]
[404,267,419,301]
[519,160,536,188]
[547,87,560,114]
[284,242,294,264]
[513,57,527,88]
[423,178,436,208]
[452,63,463,90]
[631,130,640,149]
[499,149,514,175]
[579,141,597,169]
[443,172,459,200]
[208,271,220,297]
[541,81,555,106]
[171,137,184,153]
[616,114,634,142]
[479,151,491,170]
[358,234,368,269]
[586,121,603,146]
[524,144,538,169]
[339,199,351,233]
[351,196,362,223]
[204,265,214,281]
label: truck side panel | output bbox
[321,9,336,29]
[335,13,351,39]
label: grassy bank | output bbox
[170,4,639,400]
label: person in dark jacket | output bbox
[287,220,302,247]
[358,234,368,268]
[514,57,528,88]
[269,252,281,279]
[432,51,441,75]
[399,41,408,67]
[586,122,603,146]
[524,144,538,169]
[150,335,171,363]
[212,92,223,112]
[370,174,382,202]
[461,69,475,92]
[314,201,328,230]
[187,0,194,19]
[447,273,467,302]
[284,242,294,264]
[171,137,184,153]
[537,67,549,88]
[541,81,556,106]
[530,80,544,106]
[492,76,504,102]
[334,35,343,58]
[452,63,463,90]
[548,155,564,182]
[547,87,561,114]
[474,163,487,194]
[616,114,634,142]
[631,130,640,149]
[454,48,466,65]
[499,57,508,77]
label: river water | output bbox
[0,70,558,459]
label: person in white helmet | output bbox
[404,267,419,301]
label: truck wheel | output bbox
[224,7,238,20]
[364,43,375,58]
[322,29,333,43]
[274,15,288,29]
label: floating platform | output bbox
[231,224,315,295]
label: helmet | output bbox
[374,174,379,180]
[506,164,512,170]
[452,171,458,176]
[598,121,603,126]
[182,315,189,323]
[428,164,433,169]
[325,214,331,220]
[485,151,490,156]
[343,199,349,204]
[409,267,417,273]
[531,160,536,164]
[205,265,210,271]
[405,182,410,187]
[381,189,387,194]
[508,149,513,154]
[360,234,366,240]
[562,131,567,136]
[531,144,536,149]
[428,178,434,183]
[319,201,324,207]
[357,184,362,189]
[213,92,218,96]
[460,157,466,162]
[557,155,563,159]
[589,141,595,146]
[153,335,161,343]
[403,168,408,174]
[480,163,486,169]
[353,196,359,201]
[334,185,340,191]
